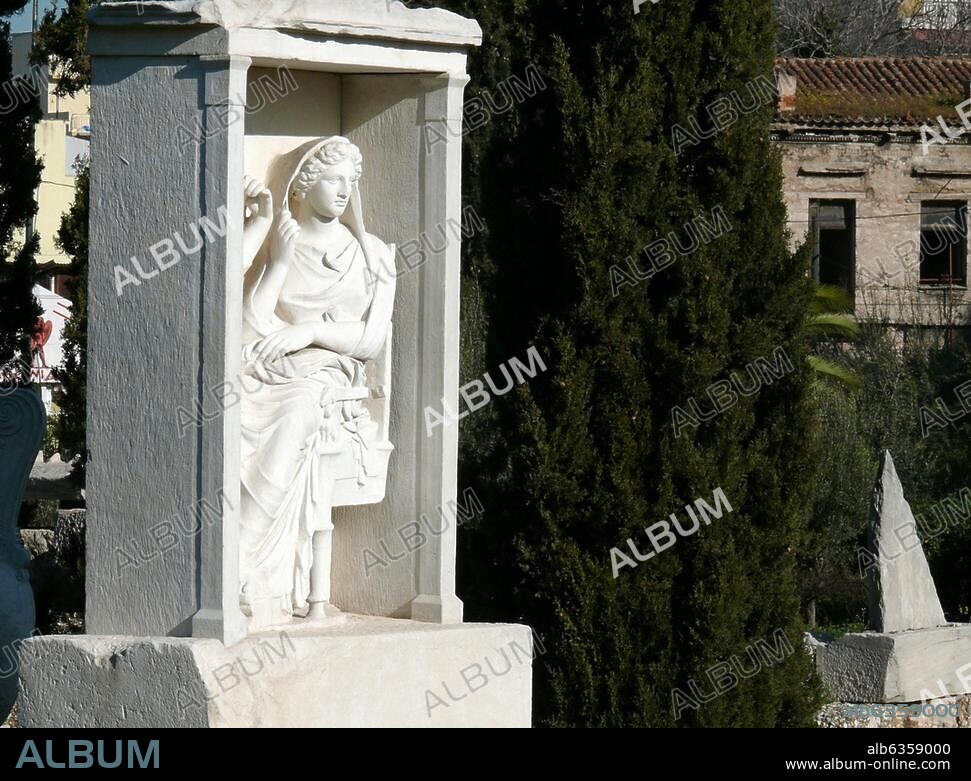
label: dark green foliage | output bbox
[927,498,971,624]
[52,164,88,474]
[871,332,971,623]
[800,381,873,629]
[809,325,971,626]
[0,11,42,377]
[27,508,86,634]
[31,0,92,98]
[0,1,28,14]
[418,0,824,726]
[0,232,41,374]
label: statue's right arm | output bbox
[242,177,273,275]
[247,210,300,329]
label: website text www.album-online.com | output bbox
[784,743,952,771]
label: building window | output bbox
[809,199,856,297]
[920,202,967,286]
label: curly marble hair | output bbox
[292,136,363,199]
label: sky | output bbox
[8,0,59,35]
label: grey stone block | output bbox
[817,625,971,702]
[19,618,533,727]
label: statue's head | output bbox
[291,136,363,220]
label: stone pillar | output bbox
[191,55,250,644]
[84,20,250,642]
[411,75,469,624]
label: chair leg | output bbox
[308,527,334,619]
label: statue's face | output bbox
[306,159,357,219]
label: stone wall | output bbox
[777,133,971,328]
[818,696,971,728]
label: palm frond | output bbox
[808,355,861,390]
[806,313,860,338]
[811,284,855,314]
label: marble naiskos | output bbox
[20,0,534,728]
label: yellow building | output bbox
[12,32,90,296]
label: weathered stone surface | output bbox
[817,695,971,728]
[19,618,533,728]
[803,631,831,663]
[0,390,45,722]
[94,0,483,46]
[25,456,82,502]
[816,625,971,702]
[816,632,895,702]
[867,451,947,632]
[19,530,52,559]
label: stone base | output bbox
[18,617,533,727]
[816,625,971,702]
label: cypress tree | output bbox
[52,163,88,472]
[421,0,825,726]
[0,9,42,378]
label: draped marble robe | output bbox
[239,139,395,619]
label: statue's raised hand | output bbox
[244,175,273,223]
[243,176,273,272]
[271,209,301,266]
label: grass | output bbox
[794,90,963,122]
[814,621,865,639]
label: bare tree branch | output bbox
[775,0,971,57]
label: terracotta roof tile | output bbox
[774,57,971,129]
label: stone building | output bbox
[773,57,971,328]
